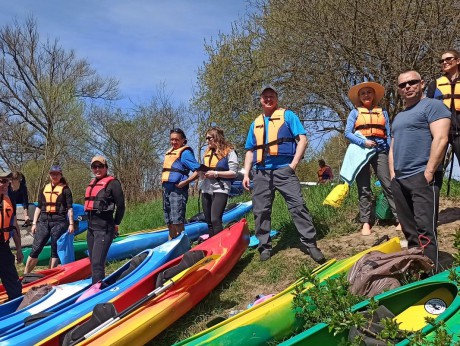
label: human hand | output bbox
[176,181,187,189]
[31,224,37,234]
[204,171,218,179]
[68,224,75,234]
[424,170,434,185]
[364,140,376,148]
[16,249,24,264]
[242,176,251,190]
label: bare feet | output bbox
[395,223,402,231]
[361,223,371,236]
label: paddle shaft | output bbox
[72,254,219,345]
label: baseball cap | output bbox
[91,155,107,166]
[49,165,62,174]
[260,85,278,95]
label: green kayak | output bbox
[175,237,402,346]
[280,267,460,346]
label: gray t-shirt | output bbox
[200,150,239,194]
[392,98,450,179]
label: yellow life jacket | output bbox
[162,146,193,183]
[354,107,387,138]
[435,76,460,111]
[252,109,296,164]
[203,148,229,170]
[0,194,13,242]
[43,183,66,213]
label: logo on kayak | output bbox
[110,287,120,292]
[424,298,447,315]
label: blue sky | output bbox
[0,0,249,107]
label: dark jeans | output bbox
[201,192,228,237]
[87,227,114,284]
[0,243,21,300]
[391,171,442,271]
[253,166,317,254]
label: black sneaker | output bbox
[305,246,326,264]
[259,251,271,262]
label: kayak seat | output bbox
[16,284,52,311]
[62,303,117,346]
[113,252,148,284]
[155,250,206,288]
[394,287,455,331]
[23,311,55,326]
[21,273,45,285]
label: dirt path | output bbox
[317,197,460,269]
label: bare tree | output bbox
[0,17,119,195]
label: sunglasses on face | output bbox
[205,136,214,141]
[439,57,456,64]
[0,179,10,184]
[398,79,421,89]
[91,164,105,169]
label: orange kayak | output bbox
[39,218,250,346]
[0,258,91,304]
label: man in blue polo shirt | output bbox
[243,86,325,263]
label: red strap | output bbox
[418,234,431,249]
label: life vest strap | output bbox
[252,137,296,151]
[442,94,460,99]
[162,167,187,174]
[355,124,386,131]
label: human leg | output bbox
[25,221,51,273]
[373,152,399,222]
[0,243,22,300]
[209,193,228,235]
[49,220,68,268]
[253,169,275,258]
[355,162,373,234]
[88,228,114,284]
[274,166,324,263]
[169,187,188,239]
[201,192,214,236]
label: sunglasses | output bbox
[91,164,105,169]
[205,136,214,141]
[398,79,421,89]
[439,56,456,64]
[0,178,10,184]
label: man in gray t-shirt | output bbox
[389,70,451,272]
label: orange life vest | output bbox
[354,107,387,138]
[251,109,296,164]
[318,166,333,181]
[0,194,13,242]
[435,76,460,111]
[203,148,229,171]
[162,146,192,183]
[84,176,115,212]
[43,183,66,213]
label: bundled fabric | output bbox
[340,131,376,185]
[16,284,53,311]
[323,182,349,208]
[347,248,433,297]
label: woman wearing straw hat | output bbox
[345,82,400,235]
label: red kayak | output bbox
[0,258,91,304]
[39,219,250,346]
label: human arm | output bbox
[12,217,23,263]
[176,170,200,188]
[111,180,126,229]
[289,134,307,171]
[204,150,238,180]
[65,187,75,233]
[176,149,201,188]
[243,151,254,190]
[31,207,41,234]
[425,118,451,183]
[388,139,395,180]
[344,109,376,148]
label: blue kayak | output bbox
[104,200,253,261]
[0,234,190,341]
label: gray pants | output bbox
[355,151,398,224]
[253,166,317,254]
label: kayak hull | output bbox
[0,234,191,344]
[175,237,402,346]
[280,268,460,345]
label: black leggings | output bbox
[201,192,228,237]
[30,219,67,258]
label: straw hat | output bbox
[348,82,385,107]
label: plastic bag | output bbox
[323,182,349,208]
[57,231,75,264]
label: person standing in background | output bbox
[162,128,200,239]
[9,171,31,227]
[85,156,125,284]
[200,127,238,237]
[25,165,73,272]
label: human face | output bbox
[397,71,424,108]
[170,133,185,150]
[260,90,278,114]
[439,53,460,76]
[205,134,216,148]
[358,87,375,108]
[0,178,9,192]
[49,172,62,184]
[91,162,108,179]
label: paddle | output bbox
[67,253,220,345]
